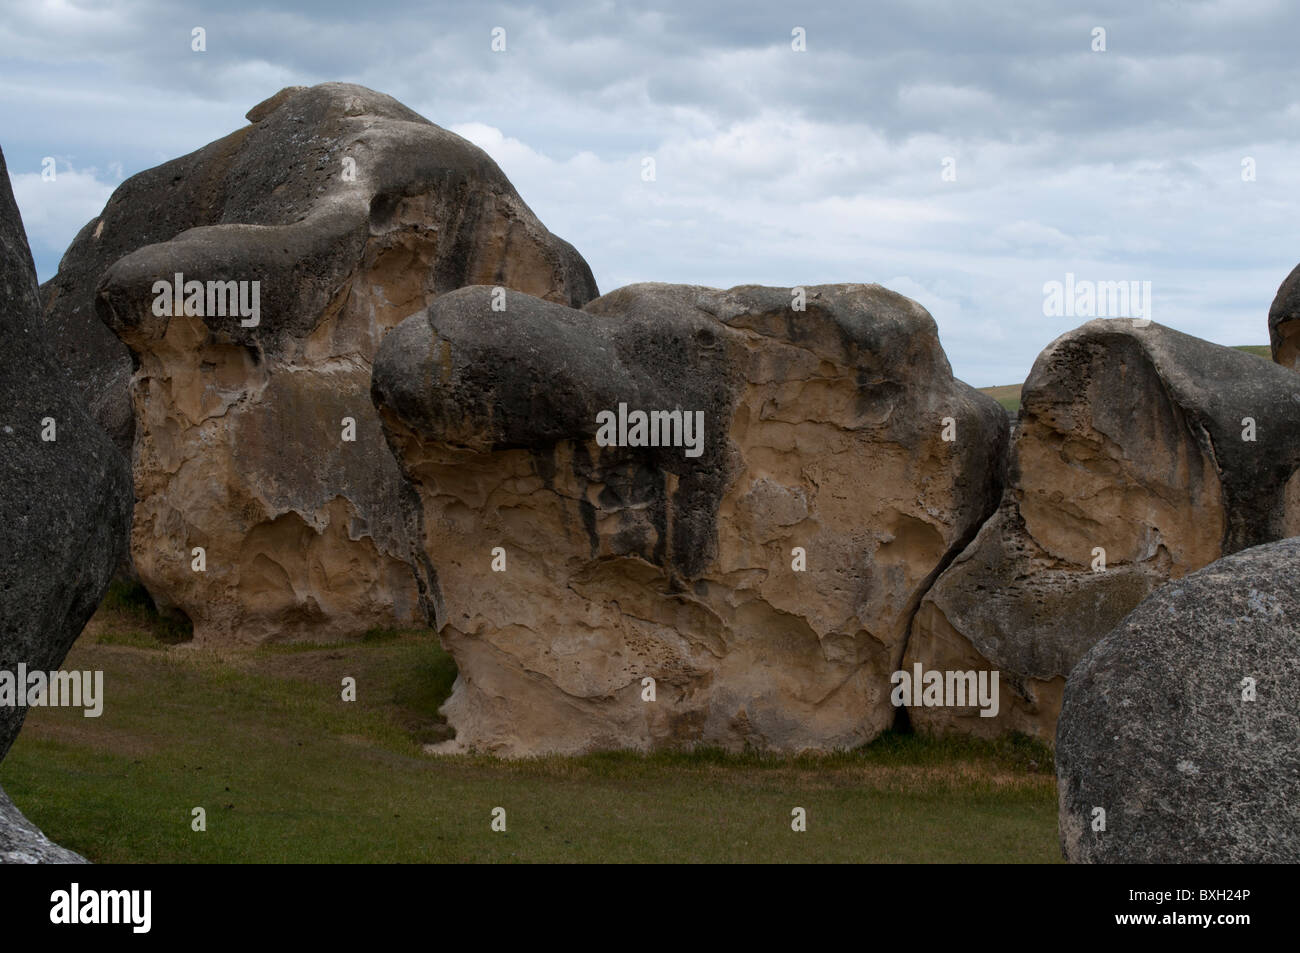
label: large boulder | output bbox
[90,84,598,644]
[43,84,598,457]
[1056,537,1300,863]
[1,145,131,757]
[372,282,1007,755]
[1,145,127,860]
[1269,263,1300,370]
[905,319,1300,740]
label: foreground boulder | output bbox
[90,84,598,644]
[905,319,1300,740]
[1057,538,1300,863]
[1269,263,1300,370]
[373,282,1006,755]
[1,145,127,860]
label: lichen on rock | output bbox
[1056,537,1300,863]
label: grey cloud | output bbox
[2,0,1296,387]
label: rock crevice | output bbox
[906,319,1300,740]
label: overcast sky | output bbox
[4,0,1297,385]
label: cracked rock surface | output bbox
[906,319,1300,740]
[373,282,1007,755]
[89,84,597,644]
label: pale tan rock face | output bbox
[907,320,1300,741]
[95,84,598,644]
[373,283,1008,755]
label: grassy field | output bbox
[978,343,1275,413]
[0,584,1060,863]
[978,383,1023,413]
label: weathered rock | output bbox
[2,145,124,864]
[906,319,1300,740]
[373,282,1007,755]
[43,85,598,458]
[1056,537,1300,863]
[1,145,131,758]
[1269,263,1300,370]
[91,83,598,644]
[0,783,88,864]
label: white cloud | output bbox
[9,163,117,271]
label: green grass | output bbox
[99,578,193,644]
[978,383,1023,413]
[0,597,1061,863]
[978,344,1275,415]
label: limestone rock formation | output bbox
[90,83,598,644]
[1,145,127,861]
[1269,263,1300,370]
[372,282,1007,755]
[906,319,1300,740]
[44,85,598,458]
[0,784,88,864]
[1056,537,1300,863]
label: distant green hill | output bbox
[979,384,1023,413]
[978,345,1275,414]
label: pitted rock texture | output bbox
[373,282,1007,755]
[1269,263,1300,371]
[91,83,598,645]
[1056,538,1300,863]
[1,145,131,758]
[906,319,1300,740]
[0,784,88,864]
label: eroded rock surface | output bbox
[373,282,1006,755]
[906,319,1300,740]
[91,83,598,644]
[1,145,125,862]
[1269,263,1300,370]
[43,84,597,457]
[1056,538,1300,863]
